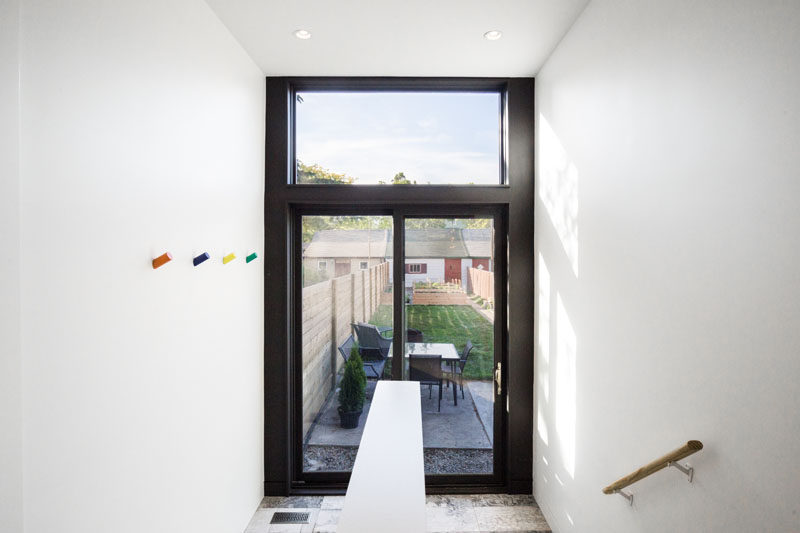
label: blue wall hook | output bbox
[193,252,210,267]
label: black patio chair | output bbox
[338,334,386,380]
[406,328,424,343]
[409,354,443,412]
[366,321,393,337]
[443,340,473,400]
[352,322,392,360]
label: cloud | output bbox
[416,118,438,129]
[295,91,501,184]
[299,135,497,184]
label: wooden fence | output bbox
[301,262,390,438]
[467,267,494,305]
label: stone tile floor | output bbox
[245,494,551,533]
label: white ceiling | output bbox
[204,0,590,77]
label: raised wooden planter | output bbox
[411,290,470,305]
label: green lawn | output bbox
[368,304,493,380]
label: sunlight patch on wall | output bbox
[538,115,579,277]
[556,293,577,479]
[538,253,551,397]
[537,404,550,446]
[536,252,552,447]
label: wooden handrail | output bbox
[603,440,703,495]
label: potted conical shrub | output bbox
[338,345,366,429]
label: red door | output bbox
[472,258,490,271]
[445,258,461,284]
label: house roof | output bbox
[304,229,389,258]
[461,228,493,258]
[388,229,469,258]
[304,228,491,259]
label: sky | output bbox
[296,91,501,185]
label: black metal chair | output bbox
[409,354,443,412]
[338,334,386,380]
[352,322,392,360]
[406,328,424,343]
[443,340,473,400]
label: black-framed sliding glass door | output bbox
[293,207,506,489]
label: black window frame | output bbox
[265,77,535,496]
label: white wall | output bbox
[18,1,264,532]
[418,259,445,283]
[0,0,23,531]
[388,259,446,284]
[460,259,470,288]
[534,1,800,531]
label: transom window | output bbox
[294,91,503,185]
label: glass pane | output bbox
[398,218,495,474]
[295,92,501,185]
[301,215,393,472]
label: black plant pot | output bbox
[338,407,363,429]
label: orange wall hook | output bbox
[152,252,173,269]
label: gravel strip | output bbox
[304,445,492,474]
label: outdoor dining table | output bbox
[388,342,461,406]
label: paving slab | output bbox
[466,380,495,445]
[306,380,491,449]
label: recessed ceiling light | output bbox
[483,30,502,41]
[294,29,312,40]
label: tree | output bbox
[297,161,356,184]
[303,216,490,241]
[463,218,492,229]
[404,218,492,229]
[404,218,447,229]
[378,172,416,185]
[302,215,391,243]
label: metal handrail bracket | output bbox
[615,489,634,506]
[602,440,703,505]
[668,460,694,482]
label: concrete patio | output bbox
[304,379,495,473]
[307,379,493,448]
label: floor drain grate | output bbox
[270,511,310,524]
